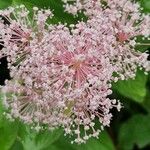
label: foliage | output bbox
[119,114,150,150]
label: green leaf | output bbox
[10,140,24,150]
[0,118,19,150]
[140,0,150,13]
[35,128,63,150]
[119,114,150,150]
[135,36,150,52]
[12,0,82,24]
[78,131,115,150]
[142,75,150,112]
[18,124,63,150]
[52,131,115,150]
[0,0,12,9]
[112,70,148,103]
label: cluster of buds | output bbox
[0,0,149,144]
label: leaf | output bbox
[119,114,150,150]
[0,0,12,9]
[51,131,115,150]
[140,0,150,13]
[0,118,19,150]
[135,36,150,52]
[18,124,63,150]
[112,70,148,103]
[78,131,115,150]
[10,140,24,150]
[35,128,63,149]
[142,75,150,112]
[12,0,82,24]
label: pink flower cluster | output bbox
[0,0,149,144]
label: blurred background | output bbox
[0,0,150,150]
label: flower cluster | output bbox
[63,0,150,78]
[0,1,149,144]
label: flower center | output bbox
[117,32,129,42]
[70,54,86,70]
[72,60,83,70]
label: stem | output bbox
[136,43,150,46]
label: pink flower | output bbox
[0,1,149,143]
[0,5,53,65]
